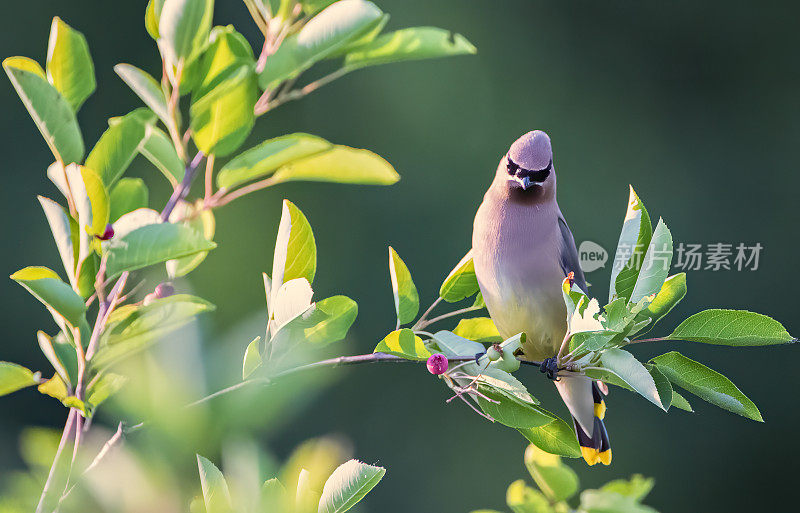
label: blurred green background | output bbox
[1,0,799,511]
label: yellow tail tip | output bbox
[581,447,600,466]
[599,449,612,465]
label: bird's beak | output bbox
[510,174,542,190]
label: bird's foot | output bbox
[539,356,560,380]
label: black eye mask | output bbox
[506,156,552,182]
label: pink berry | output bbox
[426,353,448,375]
[98,223,114,241]
[154,283,175,298]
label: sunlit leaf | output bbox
[91,295,215,371]
[104,222,217,277]
[194,25,255,98]
[114,64,172,129]
[634,273,686,335]
[318,459,385,513]
[271,145,399,185]
[477,392,551,429]
[0,362,39,397]
[216,133,332,189]
[166,200,216,278]
[271,200,317,300]
[38,196,76,286]
[345,26,476,68]
[506,479,552,513]
[109,178,149,223]
[11,266,86,327]
[190,64,257,157]
[86,108,156,186]
[159,0,215,67]
[453,317,502,343]
[374,329,430,360]
[586,348,664,410]
[440,251,479,302]
[259,0,384,89]
[46,17,95,111]
[523,444,579,502]
[139,125,185,186]
[196,455,234,513]
[4,56,84,164]
[518,411,582,459]
[242,336,262,379]
[388,247,419,325]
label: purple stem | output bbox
[160,152,205,222]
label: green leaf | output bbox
[11,267,86,327]
[506,479,553,513]
[271,199,317,296]
[318,459,386,513]
[651,351,762,421]
[579,490,658,513]
[440,251,479,302]
[109,178,149,223]
[46,17,95,112]
[374,329,431,360]
[475,368,537,406]
[242,336,262,379]
[646,363,672,412]
[670,390,693,412]
[86,108,156,187]
[601,475,654,502]
[145,0,166,39]
[610,186,652,303]
[666,309,795,346]
[518,416,582,459]
[79,165,110,236]
[114,64,172,129]
[477,391,551,429]
[217,133,332,189]
[258,0,384,90]
[634,273,686,334]
[453,317,502,343]
[38,196,77,286]
[86,373,127,409]
[432,330,485,359]
[91,295,215,371]
[587,349,664,410]
[4,56,84,164]
[261,478,288,511]
[196,455,234,513]
[140,125,185,186]
[388,247,419,325]
[104,222,217,277]
[36,331,73,385]
[629,218,672,304]
[190,64,257,157]
[166,201,215,278]
[159,0,215,67]
[194,25,255,99]
[0,362,39,396]
[345,27,476,69]
[271,145,399,185]
[523,444,579,502]
[302,295,358,345]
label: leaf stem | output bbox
[413,297,443,330]
[35,409,77,513]
[418,305,482,330]
[209,175,280,207]
[161,152,205,222]
[254,67,354,116]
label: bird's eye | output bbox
[506,157,519,175]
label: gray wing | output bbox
[558,216,588,292]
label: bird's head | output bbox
[497,130,556,200]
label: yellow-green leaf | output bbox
[11,266,87,327]
[46,17,96,111]
[440,251,479,302]
[374,329,430,360]
[388,247,419,325]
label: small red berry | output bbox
[426,353,448,375]
[98,223,114,241]
[154,283,175,298]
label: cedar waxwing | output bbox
[472,130,611,466]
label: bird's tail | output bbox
[554,376,612,466]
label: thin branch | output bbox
[204,153,215,202]
[254,67,354,116]
[627,337,667,344]
[208,176,279,207]
[36,409,77,513]
[161,152,205,222]
[413,297,443,330]
[418,305,482,330]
